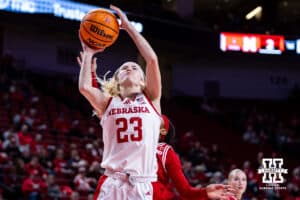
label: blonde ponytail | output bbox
[97,71,119,97]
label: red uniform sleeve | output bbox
[165,147,208,200]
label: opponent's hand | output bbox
[206,184,236,200]
[110,5,131,30]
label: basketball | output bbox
[80,8,119,49]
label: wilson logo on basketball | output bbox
[90,24,113,40]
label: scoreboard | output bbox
[220,32,286,55]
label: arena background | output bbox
[0,0,299,199]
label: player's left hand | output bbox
[110,5,130,30]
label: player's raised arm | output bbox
[110,5,162,110]
[77,35,110,116]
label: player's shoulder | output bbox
[158,142,170,148]
[157,142,173,151]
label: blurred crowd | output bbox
[0,56,299,200]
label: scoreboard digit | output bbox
[258,35,285,54]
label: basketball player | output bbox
[158,115,236,200]
[77,4,163,200]
[79,63,235,200]
[227,169,247,200]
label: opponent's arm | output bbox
[165,147,208,199]
[166,147,234,200]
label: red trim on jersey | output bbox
[93,175,108,200]
[157,143,170,173]
[118,94,124,101]
[118,94,139,102]
[143,91,161,116]
[104,97,113,112]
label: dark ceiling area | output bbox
[74,0,300,36]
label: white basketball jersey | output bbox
[100,93,161,177]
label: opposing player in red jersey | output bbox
[157,115,236,200]
[227,169,247,200]
[78,5,163,200]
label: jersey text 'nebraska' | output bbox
[108,106,150,115]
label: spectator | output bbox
[24,156,47,179]
[3,134,21,159]
[46,174,61,200]
[21,169,47,200]
[17,123,33,153]
[73,167,96,193]
[53,148,73,175]
[242,124,258,144]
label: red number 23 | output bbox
[116,117,142,143]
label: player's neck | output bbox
[119,85,141,99]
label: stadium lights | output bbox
[245,6,262,20]
[0,0,143,33]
